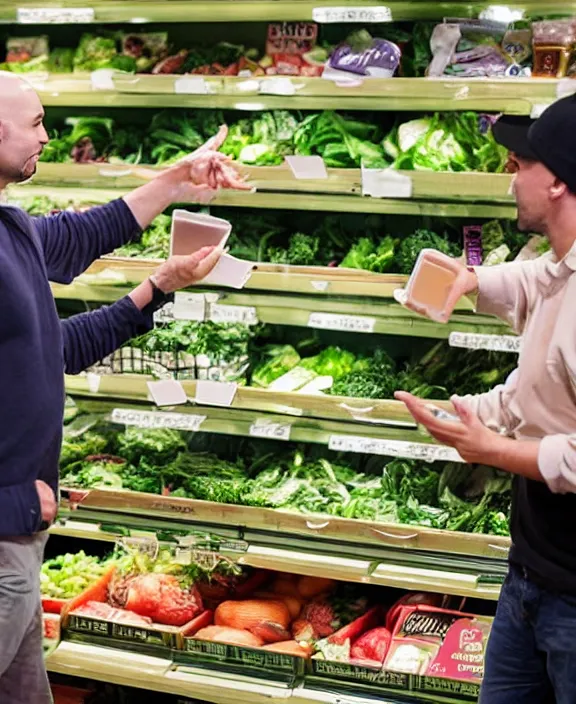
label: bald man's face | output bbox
[0,78,49,186]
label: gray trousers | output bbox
[0,534,52,703]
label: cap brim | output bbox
[492,116,539,160]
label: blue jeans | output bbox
[480,564,576,704]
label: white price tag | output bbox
[202,254,255,290]
[17,7,95,23]
[249,419,292,441]
[313,5,391,22]
[153,302,175,324]
[308,312,376,333]
[173,292,206,321]
[260,77,296,96]
[449,332,521,353]
[557,78,576,99]
[147,380,188,407]
[194,380,238,407]
[111,408,206,432]
[328,434,464,463]
[530,103,549,119]
[86,372,101,394]
[285,155,328,180]
[90,69,115,91]
[311,280,330,292]
[174,76,209,95]
[209,304,258,325]
[361,166,413,198]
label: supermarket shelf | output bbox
[33,163,515,204]
[5,0,576,24]
[63,372,461,434]
[54,275,508,337]
[82,257,411,300]
[47,642,411,704]
[9,184,518,218]
[68,488,511,560]
[28,74,563,114]
[53,498,508,598]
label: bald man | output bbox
[0,73,249,702]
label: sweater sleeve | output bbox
[62,297,154,375]
[454,369,520,436]
[474,257,548,334]
[0,482,42,537]
[33,199,142,284]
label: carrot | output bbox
[262,640,313,658]
[194,626,264,648]
[253,591,303,620]
[215,600,291,632]
[297,576,336,599]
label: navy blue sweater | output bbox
[0,199,153,537]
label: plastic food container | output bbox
[398,249,461,323]
[170,209,232,257]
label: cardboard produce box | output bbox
[308,598,492,703]
[62,566,211,657]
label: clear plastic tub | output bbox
[170,209,231,257]
[397,249,461,323]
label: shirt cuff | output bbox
[115,295,155,334]
[473,264,509,318]
[538,435,576,494]
[111,198,142,243]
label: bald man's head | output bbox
[0,73,48,187]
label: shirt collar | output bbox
[562,241,576,272]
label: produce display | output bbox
[41,551,115,601]
[59,422,511,536]
[44,546,493,690]
[0,25,428,78]
[4,19,576,79]
[37,109,506,171]
[17,195,538,271]
[90,315,516,394]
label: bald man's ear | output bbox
[0,120,4,143]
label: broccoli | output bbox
[268,233,320,266]
[395,229,459,275]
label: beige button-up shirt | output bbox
[457,246,576,494]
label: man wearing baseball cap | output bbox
[396,94,576,702]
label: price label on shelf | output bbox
[194,380,238,407]
[260,77,297,96]
[209,304,258,326]
[111,408,206,432]
[173,292,206,321]
[17,7,95,23]
[557,78,576,100]
[174,76,209,95]
[312,6,392,22]
[311,280,330,292]
[361,166,413,198]
[308,312,376,333]
[449,332,521,353]
[249,419,292,441]
[530,103,549,119]
[147,380,188,407]
[328,434,464,463]
[285,155,328,180]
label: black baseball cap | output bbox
[492,95,576,192]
